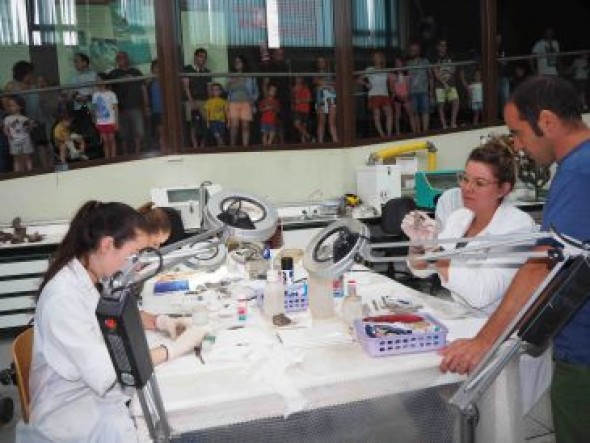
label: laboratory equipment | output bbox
[356,165,402,215]
[96,190,278,443]
[367,140,438,171]
[414,170,462,209]
[150,182,222,231]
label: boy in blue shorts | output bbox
[204,83,228,147]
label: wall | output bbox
[0,126,506,225]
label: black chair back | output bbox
[380,197,417,236]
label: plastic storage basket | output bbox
[257,282,308,313]
[354,313,448,357]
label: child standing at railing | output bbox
[3,95,33,172]
[92,72,118,159]
[204,83,228,147]
[259,84,280,146]
[468,69,484,124]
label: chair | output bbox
[368,197,416,280]
[12,328,33,423]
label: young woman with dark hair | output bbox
[23,201,206,443]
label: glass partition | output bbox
[1,0,588,178]
[0,0,159,175]
[177,0,336,149]
[352,0,483,142]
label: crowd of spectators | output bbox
[0,27,588,174]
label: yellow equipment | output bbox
[367,141,437,171]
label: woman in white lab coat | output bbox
[20,201,206,443]
[404,139,536,313]
[403,139,551,413]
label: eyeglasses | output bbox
[457,171,498,189]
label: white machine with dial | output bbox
[150,183,222,231]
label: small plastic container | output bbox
[237,294,248,322]
[263,269,285,320]
[281,256,294,286]
[257,281,308,313]
[354,313,448,357]
[332,276,344,298]
[192,295,209,326]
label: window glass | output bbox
[498,0,590,117]
[352,0,403,140]
[353,1,482,141]
[178,0,336,149]
[0,0,158,175]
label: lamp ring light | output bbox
[204,189,278,243]
[303,218,369,279]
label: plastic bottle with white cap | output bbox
[263,269,285,320]
[341,280,362,331]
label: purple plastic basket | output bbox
[257,283,308,313]
[354,313,448,357]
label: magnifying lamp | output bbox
[303,218,370,279]
[112,190,278,286]
[96,190,278,443]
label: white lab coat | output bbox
[18,259,138,443]
[434,187,463,230]
[409,203,551,413]
[411,203,537,313]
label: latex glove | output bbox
[155,314,190,339]
[165,326,209,360]
[400,210,438,241]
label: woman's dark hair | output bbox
[509,76,581,136]
[137,202,171,236]
[467,137,517,189]
[12,61,34,82]
[37,201,147,297]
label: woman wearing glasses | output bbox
[403,138,551,414]
[403,138,536,314]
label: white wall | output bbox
[0,126,512,225]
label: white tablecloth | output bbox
[134,265,526,442]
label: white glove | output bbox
[401,210,438,241]
[155,314,190,339]
[164,326,209,360]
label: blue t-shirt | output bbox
[149,79,163,114]
[541,139,590,365]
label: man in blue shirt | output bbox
[440,76,590,442]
